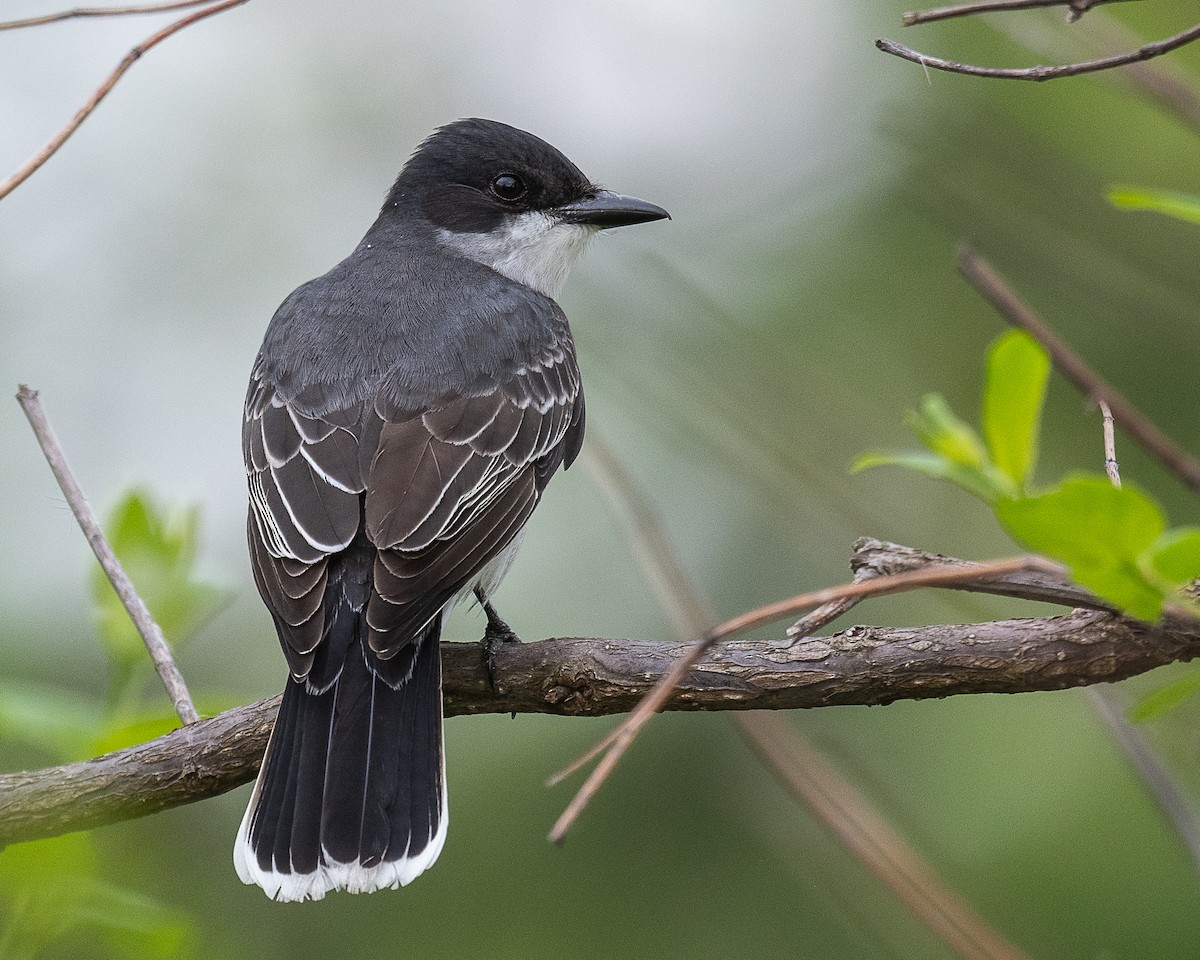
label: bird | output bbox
[234,118,669,902]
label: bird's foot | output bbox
[476,590,521,696]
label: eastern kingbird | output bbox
[235,118,668,902]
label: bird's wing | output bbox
[244,340,584,683]
[243,358,368,679]
[364,341,583,672]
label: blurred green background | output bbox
[3,0,1200,956]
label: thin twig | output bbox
[580,438,1031,960]
[16,385,199,725]
[547,553,1055,844]
[876,20,1200,82]
[0,0,211,30]
[957,247,1200,495]
[0,0,248,202]
[1099,400,1121,487]
[902,0,1138,27]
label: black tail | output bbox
[235,616,446,902]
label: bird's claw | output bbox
[476,590,521,697]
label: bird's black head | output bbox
[384,118,669,234]
[374,119,667,299]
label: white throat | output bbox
[437,211,596,299]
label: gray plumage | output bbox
[235,118,666,902]
[244,227,584,673]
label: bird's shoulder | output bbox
[251,239,577,419]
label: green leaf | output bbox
[90,490,230,704]
[1145,527,1200,586]
[1108,185,1200,226]
[982,330,1050,490]
[1129,670,1200,723]
[905,394,988,470]
[996,475,1167,620]
[853,451,1012,503]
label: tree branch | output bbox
[902,0,1139,27]
[876,19,1200,83]
[0,0,247,202]
[1083,390,1200,874]
[546,553,1050,843]
[4,540,1199,848]
[0,0,214,31]
[1072,11,1200,139]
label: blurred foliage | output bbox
[0,835,191,960]
[89,491,228,712]
[0,492,224,956]
[1108,185,1200,225]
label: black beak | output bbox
[555,189,670,229]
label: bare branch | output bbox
[902,0,1139,27]
[0,0,247,202]
[0,1,213,31]
[5,593,1200,847]
[848,537,1110,611]
[546,553,1057,844]
[876,20,1200,82]
[16,385,199,725]
[957,247,1200,495]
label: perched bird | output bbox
[235,118,668,902]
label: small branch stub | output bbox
[1100,400,1122,487]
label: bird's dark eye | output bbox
[490,173,526,202]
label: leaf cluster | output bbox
[856,330,1200,623]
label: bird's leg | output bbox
[475,586,520,694]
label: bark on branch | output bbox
[2,538,1198,848]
